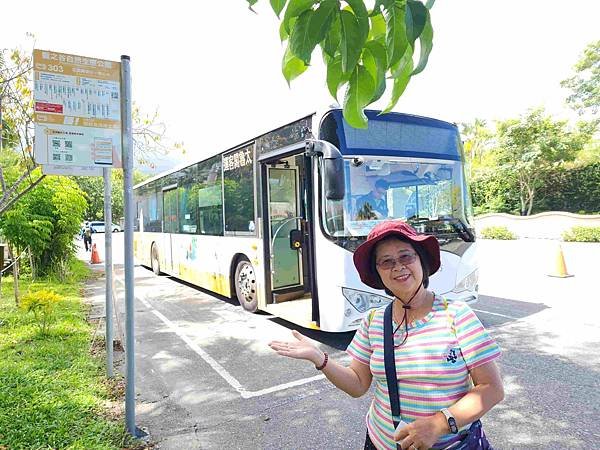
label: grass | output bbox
[0,259,140,450]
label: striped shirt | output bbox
[347,296,501,450]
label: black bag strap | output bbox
[383,302,402,437]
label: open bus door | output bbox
[259,139,344,330]
[261,152,317,328]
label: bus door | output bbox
[266,163,305,301]
[162,186,178,275]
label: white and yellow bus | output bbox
[133,108,478,332]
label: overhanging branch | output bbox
[0,173,45,216]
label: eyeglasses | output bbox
[376,253,417,270]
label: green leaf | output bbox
[369,13,386,40]
[383,46,414,113]
[345,0,369,43]
[385,3,408,68]
[340,10,363,74]
[309,0,338,43]
[425,0,435,9]
[364,40,387,102]
[326,56,344,100]
[412,11,432,75]
[283,0,317,33]
[282,45,308,85]
[291,0,337,64]
[280,17,298,41]
[247,0,259,7]
[372,0,394,14]
[280,20,290,41]
[405,0,428,44]
[321,13,341,58]
[271,0,288,17]
[343,65,376,129]
[290,10,316,63]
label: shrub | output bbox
[19,289,63,335]
[479,226,517,240]
[562,226,600,242]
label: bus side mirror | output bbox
[306,140,345,201]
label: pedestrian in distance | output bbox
[269,220,504,450]
[83,225,92,252]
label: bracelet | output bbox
[315,352,328,370]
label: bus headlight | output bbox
[452,269,479,293]
[342,288,392,313]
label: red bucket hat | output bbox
[353,220,441,290]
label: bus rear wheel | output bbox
[151,244,161,276]
[234,258,258,313]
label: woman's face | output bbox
[374,238,423,299]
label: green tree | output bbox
[459,119,495,176]
[561,40,600,117]
[495,109,593,216]
[246,0,435,128]
[73,169,147,220]
[0,42,46,216]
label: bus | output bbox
[133,108,478,332]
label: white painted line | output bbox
[240,374,325,399]
[118,278,326,399]
[472,308,520,320]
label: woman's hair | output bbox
[370,236,431,297]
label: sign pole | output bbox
[103,167,114,378]
[120,54,136,436]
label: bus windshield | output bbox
[323,157,474,241]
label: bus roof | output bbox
[134,108,461,190]
[324,109,462,161]
[134,111,316,190]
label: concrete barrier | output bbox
[473,211,600,239]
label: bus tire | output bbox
[234,257,258,313]
[151,244,161,276]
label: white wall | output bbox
[474,212,600,240]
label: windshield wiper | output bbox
[407,216,475,242]
[443,217,475,242]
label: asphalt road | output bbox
[81,235,600,449]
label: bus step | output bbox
[273,290,306,303]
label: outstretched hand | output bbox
[268,330,322,365]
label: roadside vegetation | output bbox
[0,259,138,449]
[479,226,518,240]
[562,226,600,242]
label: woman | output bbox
[269,220,504,449]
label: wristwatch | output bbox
[440,408,459,434]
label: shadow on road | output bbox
[476,295,550,327]
[486,318,600,449]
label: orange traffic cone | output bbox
[90,243,102,264]
[547,244,573,278]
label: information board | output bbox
[33,49,122,171]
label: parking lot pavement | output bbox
[472,239,600,449]
[83,236,600,449]
[103,265,372,449]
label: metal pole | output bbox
[103,167,114,378]
[120,55,136,436]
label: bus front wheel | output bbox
[151,244,161,276]
[234,258,258,313]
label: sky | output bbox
[3,0,599,171]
